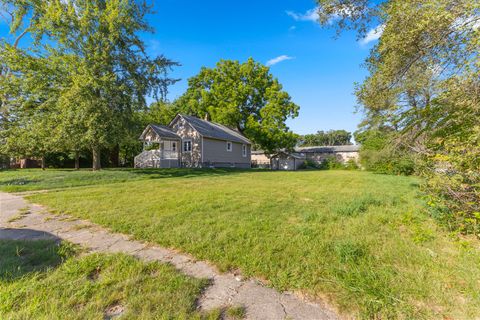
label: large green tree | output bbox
[175,58,300,153]
[0,0,177,170]
[300,129,352,146]
[315,0,480,234]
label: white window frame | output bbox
[242,144,247,157]
[172,141,177,152]
[183,139,192,152]
[226,141,232,152]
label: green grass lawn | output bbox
[2,168,480,319]
[0,239,220,319]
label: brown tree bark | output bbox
[92,147,101,171]
[41,155,45,170]
[75,151,80,170]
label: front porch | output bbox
[134,149,180,168]
[134,124,182,168]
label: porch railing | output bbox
[134,150,179,168]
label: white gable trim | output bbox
[139,125,155,141]
[169,114,203,138]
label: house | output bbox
[252,145,360,170]
[270,151,306,171]
[295,145,360,165]
[134,114,252,169]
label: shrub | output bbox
[304,159,321,169]
[356,129,415,175]
[316,156,343,170]
[144,143,160,151]
[344,159,359,170]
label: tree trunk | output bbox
[92,147,101,171]
[75,151,80,170]
[41,155,45,170]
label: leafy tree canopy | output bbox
[300,129,352,146]
[175,58,300,153]
[0,0,177,169]
[316,0,480,234]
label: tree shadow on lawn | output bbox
[127,167,272,179]
[0,229,75,282]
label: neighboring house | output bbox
[252,145,360,170]
[295,145,360,165]
[134,114,252,169]
[8,158,41,169]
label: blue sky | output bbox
[144,0,379,135]
[1,0,381,136]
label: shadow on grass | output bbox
[0,229,75,281]
[0,167,279,192]
[128,167,260,179]
[0,178,41,187]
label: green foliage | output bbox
[315,0,480,233]
[300,130,352,146]
[321,156,345,170]
[144,143,160,151]
[144,101,179,126]
[344,159,359,170]
[305,157,359,171]
[355,128,415,175]
[0,0,177,170]
[175,58,299,153]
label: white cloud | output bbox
[359,24,385,45]
[289,25,297,31]
[286,6,355,24]
[286,7,319,22]
[266,55,294,66]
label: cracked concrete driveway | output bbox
[0,191,339,320]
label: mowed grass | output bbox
[3,169,480,318]
[0,240,218,319]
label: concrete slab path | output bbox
[0,191,339,320]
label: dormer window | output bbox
[226,141,232,152]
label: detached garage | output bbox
[270,151,306,171]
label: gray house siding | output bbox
[170,116,202,168]
[202,137,251,168]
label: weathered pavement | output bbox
[0,192,339,320]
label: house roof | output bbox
[178,114,251,144]
[140,124,180,140]
[295,145,360,153]
[271,151,306,159]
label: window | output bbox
[172,142,177,152]
[226,141,232,152]
[183,140,192,152]
[242,144,247,157]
